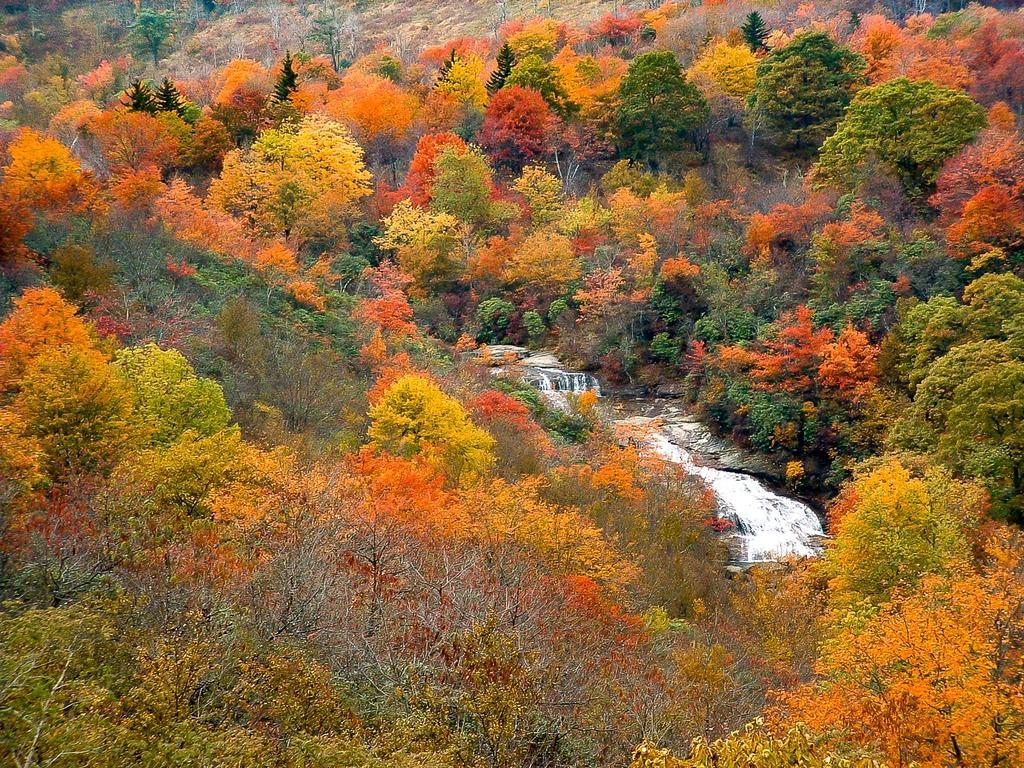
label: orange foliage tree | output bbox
[782,529,1024,768]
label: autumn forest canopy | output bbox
[1,0,1024,765]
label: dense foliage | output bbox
[2,0,1024,766]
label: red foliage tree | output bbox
[400,132,467,206]
[818,324,879,402]
[480,85,555,168]
[966,22,1024,114]
[589,12,642,46]
[750,305,834,395]
[946,184,1024,259]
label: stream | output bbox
[481,346,826,563]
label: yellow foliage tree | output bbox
[512,165,564,226]
[500,229,580,294]
[111,427,246,519]
[0,409,45,509]
[690,39,758,99]
[824,457,983,608]
[13,347,137,477]
[630,722,883,768]
[466,477,638,594]
[209,114,371,241]
[368,375,495,483]
[435,55,488,109]
[508,19,561,61]
[375,199,462,291]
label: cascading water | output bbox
[511,356,824,562]
[521,367,601,410]
[644,431,823,562]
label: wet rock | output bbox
[662,419,780,480]
[654,382,687,398]
[596,381,650,398]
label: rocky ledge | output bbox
[609,404,781,482]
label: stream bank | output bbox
[471,345,827,563]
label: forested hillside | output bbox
[2,0,1024,766]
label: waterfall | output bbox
[508,355,824,562]
[644,431,823,562]
[521,367,600,409]
[522,368,600,394]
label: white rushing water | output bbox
[644,431,823,562]
[511,359,823,562]
[521,366,601,410]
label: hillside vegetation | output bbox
[2,0,1024,766]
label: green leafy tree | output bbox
[122,79,157,114]
[131,8,174,67]
[523,310,546,346]
[740,12,768,52]
[747,32,866,150]
[114,344,231,447]
[649,332,680,364]
[825,457,980,607]
[942,361,1024,519]
[887,273,1024,519]
[429,145,514,230]
[309,5,346,72]
[616,51,709,170]
[816,77,986,193]
[376,54,403,82]
[487,42,515,95]
[506,54,577,118]
[477,297,516,342]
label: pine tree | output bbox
[849,10,862,30]
[741,11,769,52]
[155,77,187,116]
[486,42,515,95]
[273,51,299,103]
[435,49,457,89]
[122,79,157,114]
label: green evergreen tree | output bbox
[122,79,157,114]
[155,77,187,116]
[616,51,709,170]
[486,42,515,95]
[741,11,769,52]
[747,32,866,150]
[273,51,299,103]
[849,10,862,30]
